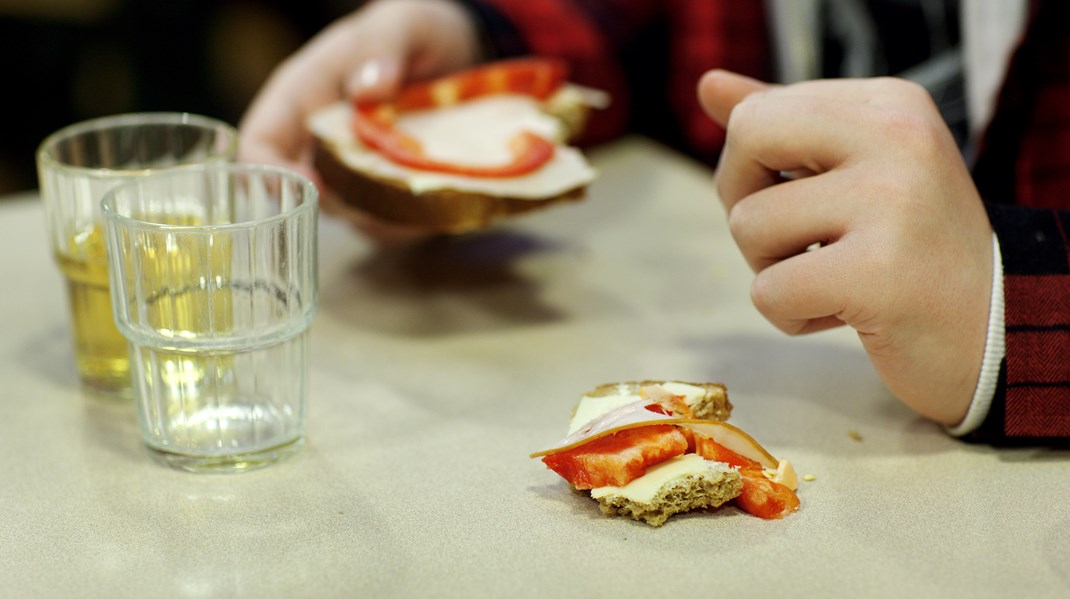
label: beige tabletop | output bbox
[1,137,1067,598]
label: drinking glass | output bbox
[37,113,238,392]
[102,164,319,473]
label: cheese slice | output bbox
[567,383,643,434]
[567,381,714,433]
[590,454,736,503]
[308,96,596,198]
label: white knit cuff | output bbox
[947,232,1005,437]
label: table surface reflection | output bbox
[1,137,1067,598]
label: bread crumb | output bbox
[847,429,863,442]
[802,474,816,482]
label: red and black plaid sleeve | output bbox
[970,0,1070,441]
[463,0,770,162]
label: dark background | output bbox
[0,0,961,196]
[0,0,355,195]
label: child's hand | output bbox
[698,70,995,426]
[238,0,482,242]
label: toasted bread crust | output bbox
[313,140,587,233]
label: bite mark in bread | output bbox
[535,381,800,525]
[591,454,742,527]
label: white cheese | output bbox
[308,98,596,198]
[567,381,708,434]
[567,384,640,434]
[658,381,709,406]
[394,95,565,165]
[590,454,734,503]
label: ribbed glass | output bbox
[36,113,237,392]
[102,164,318,473]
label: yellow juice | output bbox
[135,214,232,339]
[125,214,236,403]
[55,226,130,391]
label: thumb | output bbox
[344,55,403,103]
[698,69,770,127]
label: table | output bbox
[2,137,1067,598]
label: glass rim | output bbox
[100,162,318,232]
[36,112,239,178]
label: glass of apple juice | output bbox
[36,113,237,393]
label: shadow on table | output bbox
[683,332,968,457]
[991,444,1070,463]
[319,230,568,338]
[17,324,81,390]
[81,386,143,464]
[692,334,1070,461]
[526,481,783,548]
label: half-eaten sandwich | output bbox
[309,57,606,233]
[531,381,800,526]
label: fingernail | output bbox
[357,60,383,89]
[346,57,400,99]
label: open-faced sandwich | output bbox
[308,57,607,233]
[531,381,800,526]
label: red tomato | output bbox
[736,475,800,520]
[541,425,688,490]
[692,434,799,519]
[351,58,566,178]
[691,433,764,471]
[353,120,555,178]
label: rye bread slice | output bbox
[308,86,600,234]
[312,138,587,233]
[592,456,743,527]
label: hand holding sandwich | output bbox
[238,0,483,240]
[698,70,996,427]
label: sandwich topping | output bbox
[307,58,600,199]
[533,382,801,523]
[352,58,566,178]
[589,454,736,503]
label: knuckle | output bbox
[750,271,795,333]
[873,77,931,103]
[725,92,767,136]
[874,109,945,159]
[749,276,772,318]
[725,200,755,245]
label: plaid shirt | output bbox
[466,0,770,163]
[468,0,1070,442]
[971,0,1070,441]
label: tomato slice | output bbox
[386,58,568,111]
[692,433,764,471]
[351,58,567,178]
[692,434,799,519]
[354,114,555,177]
[736,475,800,520]
[541,425,688,490]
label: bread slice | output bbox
[312,139,587,232]
[591,454,743,527]
[308,86,601,233]
[577,381,733,425]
